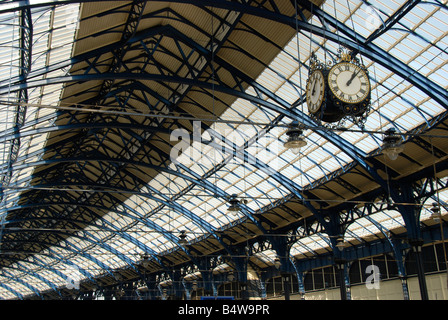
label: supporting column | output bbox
[335,258,347,300]
[196,257,216,297]
[325,210,349,300]
[182,278,192,300]
[344,261,352,300]
[297,271,306,300]
[277,273,290,300]
[258,277,267,300]
[391,239,410,300]
[409,239,429,300]
[271,235,295,300]
[399,275,410,300]
[171,270,184,300]
[393,183,428,300]
[200,269,215,297]
[231,247,249,300]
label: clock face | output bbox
[306,70,325,114]
[328,62,370,104]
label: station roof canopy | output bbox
[0,0,446,299]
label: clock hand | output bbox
[346,68,360,87]
[312,81,317,95]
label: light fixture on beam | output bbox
[336,237,346,251]
[274,256,281,270]
[430,202,442,223]
[382,128,404,161]
[283,121,307,154]
[141,254,150,269]
[178,230,188,246]
[227,194,242,213]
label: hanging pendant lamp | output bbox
[284,121,307,154]
[382,128,404,160]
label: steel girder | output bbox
[2,152,229,264]
[0,15,381,217]
[2,210,163,268]
[1,270,43,299]
[2,132,284,229]
[0,22,377,169]
[9,261,62,296]
[47,19,445,239]
[4,201,177,245]
[0,34,386,233]
[1,191,168,268]
[0,7,32,186]
[1,182,152,275]
[0,22,372,162]
[2,1,446,108]
[4,157,218,231]
[0,282,23,300]
[0,6,33,264]
[0,30,391,296]
[0,244,99,298]
[1,229,124,275]
[21,201,161,255]
[3,201,181,264]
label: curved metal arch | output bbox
[12,261,63,296]
[2,201,170,263]
[0,241,100,293]
[67,110,298,233]
[17,249,100,289]
[0,21,378,195]
[0,270,43,299]
[0,0,444,298]
[3,117,313,232]
[5,176,252,266]
[2,178,231,262]
[1,228,126,277]
[3,154,257,230]
[0,72,300,119]
[2,21,366,166]
[104,121,280,232]
[0,53,379,229]
[10,213,154,259]
[22,255,68,281]
[0,122,172,145]
[0,70,381,192]
[4,201,177,245]
[2,1,445,108]
[4,178,215,233]
[37,137,273,233]
[7,155,234,255]
[0,282,24,300]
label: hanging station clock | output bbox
[306,69,325,114]
[306,49,371,125]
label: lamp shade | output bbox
[336,238,346,251]
[227,194,241,213]
[274,256,281,269]
[283,121,307,153]
[178,230,188,245]
[431,202,442,223]
[382,128,404,160]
